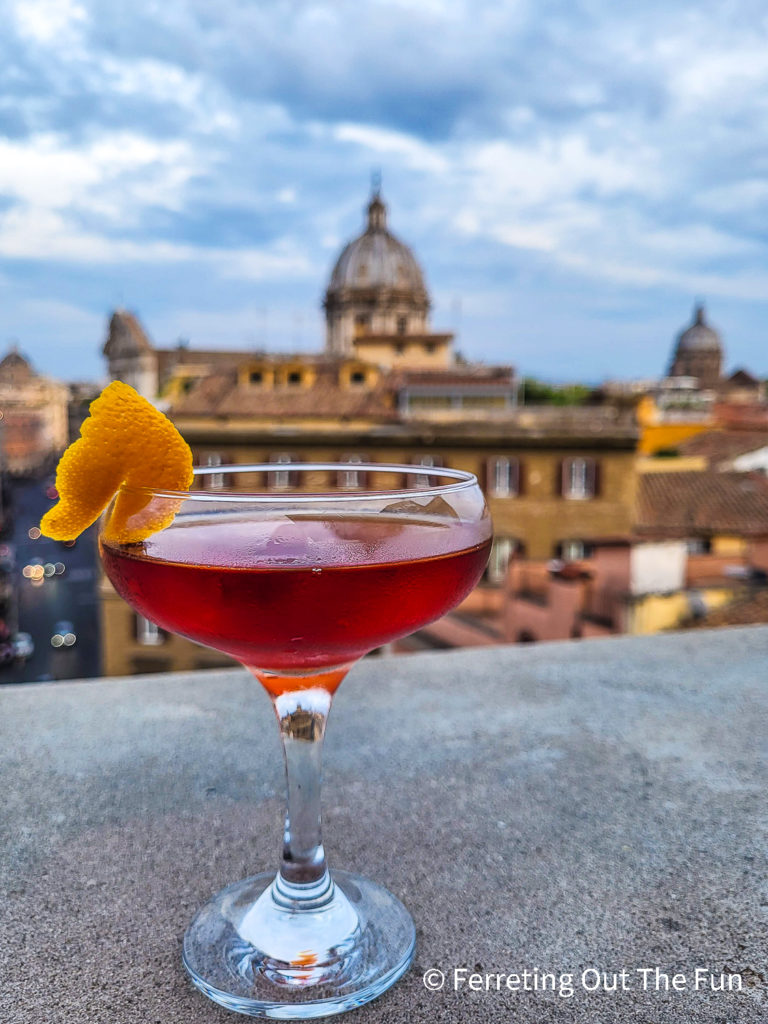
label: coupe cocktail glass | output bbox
[99,463,492,1019]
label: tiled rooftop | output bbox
[637,470,768,536]
[677,429,768,465]
[687,586,768,628]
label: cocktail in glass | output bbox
[99,463,492,1018]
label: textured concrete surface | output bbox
[2,626,767,1023]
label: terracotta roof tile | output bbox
[637,471,768,537]
[686,587,768,629]
[677,429,768,466]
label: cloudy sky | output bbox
[1,0,767,383]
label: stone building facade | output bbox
[0,347,69,475]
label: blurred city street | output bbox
[0,477,100,683]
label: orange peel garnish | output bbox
[40,380,194,544]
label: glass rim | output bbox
[116,462,483,503]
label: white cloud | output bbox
[332,123,449,174]
[0,203,312,279]
[13,0,87,45]
[0,132,202,219]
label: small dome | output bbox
[675,304,722,354]
[0,345,35,382]
[327,192,427,297]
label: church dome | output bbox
[327,192,428,297]
[0,345,35,383]
[675,304,722,354]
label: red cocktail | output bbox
[101,515,490,686]
[99,463,492,1018]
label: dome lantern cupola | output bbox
[366,190,387,232]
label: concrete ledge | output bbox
[2,627,768,1022]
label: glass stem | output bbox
[272,688,333,908]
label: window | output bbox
[268,453,298,490]
[487,538,516,584]
[560,457,600,499]
[287,371,302,386]
[686,537,711,554]
[205,453,224,490]
[136,614,164,646]
[395,342,406,355]
[410,454,442,488]
[354,313,370,336]
[397,316,408,335]
[249,370,263,385]
[424,342,436,354]
[337,454,367,490]
[350,370,366,385]
[557,539,590,561]
[487,457,521,498]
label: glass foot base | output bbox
[182,870,416,1019]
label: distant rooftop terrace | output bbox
[2,627,767,1022]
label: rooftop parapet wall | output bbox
[3,628,767,1022]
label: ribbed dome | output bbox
[327,193,427,296]
[675,304,722,354]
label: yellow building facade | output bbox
[100,406,639,676]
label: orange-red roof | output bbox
[637,471,768,537]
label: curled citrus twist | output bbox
[40,381,194,544]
